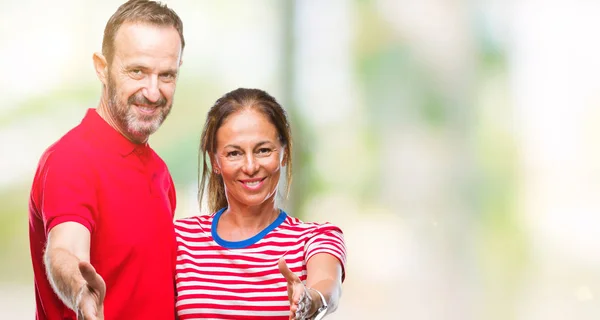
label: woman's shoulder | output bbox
[174,214,213,230]
[282,213,344,234]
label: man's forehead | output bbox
[112,22,182,62]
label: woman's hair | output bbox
[198,88,293,213]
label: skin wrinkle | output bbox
[96,22,182,144]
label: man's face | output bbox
[106,22,182,143]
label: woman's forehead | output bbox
[217,110,279,145]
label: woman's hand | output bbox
[278,257,314,320]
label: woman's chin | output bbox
[234,193,277,208]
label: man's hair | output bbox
[102,0,185,65]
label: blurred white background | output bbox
[1,0,599,319]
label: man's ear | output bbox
[93,52,109,86]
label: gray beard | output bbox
[106,79,170,141]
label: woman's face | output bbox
[213,108,285,209]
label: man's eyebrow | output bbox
[160,68,178,75]
[123,65,178,75]
[124,64,149,71]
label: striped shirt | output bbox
[174,208,347,320]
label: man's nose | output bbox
[142,75,161,103]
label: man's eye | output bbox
[129,69,143,77]
[160,73,176,80]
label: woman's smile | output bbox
[240,177,266,190]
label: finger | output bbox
[297,291,310,318]
[79,261,97,285]
[292,283,308,303]
[79,261,106,300]
[278,257,300,284]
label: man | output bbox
[28,1,185,319]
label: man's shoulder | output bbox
[51,116,93,146]
[38,124,94,168]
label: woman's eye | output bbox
[227,151,241,157]
[257,148,272,155]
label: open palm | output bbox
[278,258,313,320]
[76,261,106,320]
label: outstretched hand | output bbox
[278,258,313,320]
[76,261,106,320]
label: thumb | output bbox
[278,257,299,284]
[79,261,106,301]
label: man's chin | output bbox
[131,103,171,118]
[126,124,159,141]
[132,127,157,136]
[122,110,167,139]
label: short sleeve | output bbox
[305,223,347,281]
[39,149,97,235]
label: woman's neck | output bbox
[218,200,280,241]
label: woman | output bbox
[174,88,347,320]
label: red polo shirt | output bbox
[29,109,177,320]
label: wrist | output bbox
[72,282,86,311]
[306,288,328,320]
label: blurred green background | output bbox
[1,0,600,319]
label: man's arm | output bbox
[45,222,105,318]
[45,222,91,308]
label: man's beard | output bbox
[107,76,172,142]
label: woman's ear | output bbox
[210,155,220,174]
[281,149,288,167]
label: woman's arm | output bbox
[305,253,344,317]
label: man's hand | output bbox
[76,261,106,320]
[278,258,313,320]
